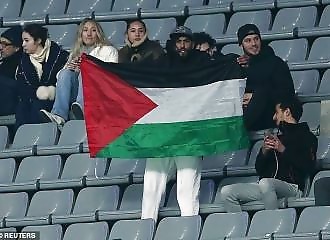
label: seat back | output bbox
[202,149,248,170]
[15,155,62,183]
[290,70,319,94]
[0,158,15,183]
[107,158,145,177]
[308,171,330,198]
[100,21,126,47]
[47,24,78,50]
[0,126,9,151]
[185,14,226,38]
[248,208,296,237]
[319,5,330,28]
[269,38,308,62]
[112,0,157,11]
[61,153,107,179]
[108,219,154,240]
[73,186,119,214]
[0,0,22,18]
[144,18,177,43]
[63,222,109,240]
[158,0,204,9]
[308,37,330,61]
[317,135,330,160]
[21,0,66,17]
[12,123,58,148]
[300,102,320,132]
[318,69,330,94]
[57,120,87,146]
[119,184,144,210]
[0,192,28,218]
[200,212,249,239]
[22,224,63,240]
[221,43,243,55]
[154,216,202,240]
[272,6,317,32]
[66,0,112,14]
[295,206,330,233]
[27,189,74,217]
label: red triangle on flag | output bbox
[80,55,158,157]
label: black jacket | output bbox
[255,122,318,191]
[243,45,295,131]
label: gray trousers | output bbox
[220,178,301,212]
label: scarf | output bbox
[124,32,148,48]
[29,39,51,79]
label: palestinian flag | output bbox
[80,54,249,158]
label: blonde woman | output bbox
[41,18,118,125]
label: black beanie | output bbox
[237,24,261,45]
[1,26,23,48]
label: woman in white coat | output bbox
[40,18,118,125]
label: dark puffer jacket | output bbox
[243,45,295,131]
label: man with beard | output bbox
[236,24,295,131]
[220,96,317,212]
[141,26,210,222]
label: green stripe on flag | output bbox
[96,116,250,158]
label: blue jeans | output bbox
[52,69,81,120]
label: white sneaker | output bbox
[40,109,65,125]
[71,102,84,120]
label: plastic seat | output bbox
[52,186,119,224]
[318,69,330,94]
[99,21,127,48]
[262,6,317,41]
[276,0,320,8]
[187,0,232,15]
[300,102,320,132]
[47,24,77,50]
[37,120,86,155]
[112,0,157,11]
[199,212,249,239]
[0,123,58,159]
[269,38,308,63]
[98,183,165,221]
[221,43,243,56]
[298,5,330,38]
[22,224,63,240]
[0,192,28,228]
[0,155,61,192]
[63,222,109,240]
[0,158,15,184]
[184,14,226,39]
[242,208,296,239]
[154,215,202,240]
[0,0,22,24]
[40,153,107,190]
[217,10,272,44]
[0,126,9,151]
[317,135,330,167]
[158,0,204,9]
[232,0,276,12]
[290,70,319,95]
[287,170,330,208]
[159,179,215,217]
[86,158,145,186]
[143,18,177,45]
[273,206,330,240]
[5,189,74,227]
[202,149,248,178]
[108,219,154,240]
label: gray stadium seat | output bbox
[0,126,9,151]
[232,0,276,12]
[99,21,127,48]
[221,43,243,56]
[263,6,317,41]
[0,155,62,192]
[300,102,321,132]
[188,0,232,15]
[0,158,15,184]
[287,170,330,208]
[40,153,107,190]
[5,189,74,227]
[98,184,165,221]
[0,123,58,159]
[199,212,249,239]
[269,38,308,63]
[0,0,22,19]
[318,69,330,94]
[158,0,204,9]
[37,120,86,155]
[0,192,28,228]
[290,70,319,94]
[298,5,330,38]
[184,14,226,39]
[22,224,63,240]
[63,222,109,240]
[52,186,119,224]
[47,24,77,50]
[66,0,111,15]
[108,219,154,240]
[273,206,330,240]
[159,179,215,217]
[201,149,248,178]
[154,216,201,240]
[143,18,177,45]
[317,135,330,169]
[217,10,272,44]
[86,158,146,186]
[112,0,157,11]
[276,0,320,8]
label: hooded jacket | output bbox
[255,122,318,191]
[243,45,295,131]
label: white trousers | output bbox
[141,156,201,221]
